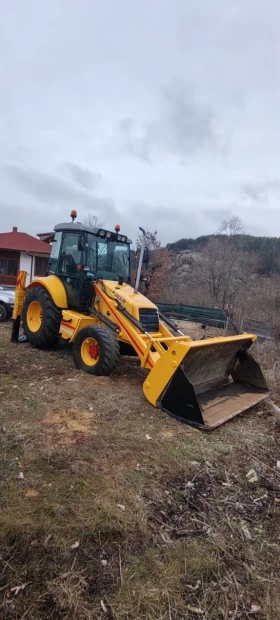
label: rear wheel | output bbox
[22,287,62,347]
[72,325,120,375]
[0,303,7,322]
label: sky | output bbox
[0,0,280,245]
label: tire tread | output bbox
[73,325,120,375]
[22,288,62,347]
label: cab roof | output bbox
[53,222,132,244]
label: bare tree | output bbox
[189,235,256,310]
[83,214,104,228]
[218,215,244,236]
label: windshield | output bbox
[47,230,130,282]
[87,235,130,282]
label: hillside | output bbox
[150,230,280,329]
[167,234,280,276]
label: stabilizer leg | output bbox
[11,317,21,343]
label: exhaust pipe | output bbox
[134,227,146,294]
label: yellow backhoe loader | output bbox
[11,211,269,429]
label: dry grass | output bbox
[254,340,280,396]
[1,321,280,619]
[175,320,223,340]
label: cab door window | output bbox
[57,232,82,306]
[58,233,82,274]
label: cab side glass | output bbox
[48,232,62,274]
[78,235,86,251]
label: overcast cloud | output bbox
[0,0,280,244]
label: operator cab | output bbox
[47,212,132,310]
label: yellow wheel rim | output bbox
[27,300,43,332]
[81,337,100,366]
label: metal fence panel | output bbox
[157,302,227,329]
[241,318,276,340]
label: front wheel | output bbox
[72,325,120,375]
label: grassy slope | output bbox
[1,322,280,619]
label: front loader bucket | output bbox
[144,335,269,430]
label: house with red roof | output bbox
[0,227,51,286]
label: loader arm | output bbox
[94,281,165,369]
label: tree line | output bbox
[167,233,280,276]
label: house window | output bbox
[34,257,49,276]
[0,259,18,276]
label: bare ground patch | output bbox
[44,410,97,447]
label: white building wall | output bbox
[19,253,32,285]
[30,254,50,280]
